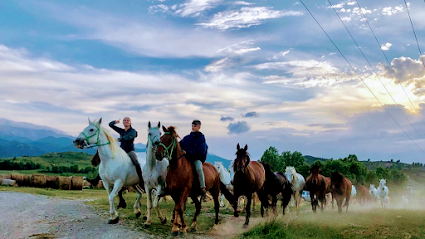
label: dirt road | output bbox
[0,192,153,239]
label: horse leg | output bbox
[154,185,167,225]
[107,180,124,224]
[337,197,342,213]
[133,185,143,219]
[211,187,220,225]
[190,195,201,231]
[310,193,316,213]
[220,193,225,207]
[344,195,350,212]
[143,185,152,228]
[272,195,278,216]
[233,192,241,217]
[243,194,252,228]
[117,188,127,209]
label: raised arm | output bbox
[109,120,124,135]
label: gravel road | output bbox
[0,192,153,239]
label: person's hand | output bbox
[182,150,186,155]
[115,119,121,124]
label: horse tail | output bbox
[220,181,236,208]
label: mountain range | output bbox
[0,119,231,167]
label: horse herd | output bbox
[73,119,391,236]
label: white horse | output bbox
[214,161,232,207]
[73,118,144,224]
[377,179,389,208]
[142,121,169,228]
[284,166,306,211]
[351,185,357,197]
[369,184,378,202]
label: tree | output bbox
[260,147,283,172]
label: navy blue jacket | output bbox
[179,131,208,163]
[109,121,138,153]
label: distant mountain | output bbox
[304,155,329,165]
[0,118,69,140]
[135,143,146,152]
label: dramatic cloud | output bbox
[379,56,425,84]
[198,7,303,30]
[220,116,235,121]
[227,121,250,134]
[242,111,259,118]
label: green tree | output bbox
[260,147,284,172]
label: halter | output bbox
[159,132,176,159]
[147,127,161,148]
[81,124,111,148]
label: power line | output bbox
[403,0,424,60]
[355,0,425,129]
[327,0,425,142]
[298,0,425,155]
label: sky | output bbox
[1,0,425,163]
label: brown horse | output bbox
[305,165,328,212]
[331,172,352,213]
[232,144,269,228]
[356,184,370,205]
[324,176,333,208]
[156,126,234,236]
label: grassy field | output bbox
[1,186,425,238]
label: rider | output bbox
[179,120,208,197]
[108,117,144,183]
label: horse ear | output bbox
[88,117,91,124]
[237,143,240,150]
[148,121,151,129]
[244,144,248,151]
[158,121,160,128]
[99,117,102,125]
[162,125,168,133]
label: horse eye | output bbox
[90,129,94,132]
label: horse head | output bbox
[284,166,297,184]
[156,125,180,161]
[233,143,250,173]
[379,179,386,188]
[147,121,161,149]
[74,118,104,149]
[310,164,321,184]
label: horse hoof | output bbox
[143,216,147,220]
[234,211,240,217]
[143,223,150,229]
[108,217,119,224]
[161,218,167,225]
[243,224,249,229]
[172,231,179,237]
[135,212,141,218]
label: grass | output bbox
[2,186,425,238]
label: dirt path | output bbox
[0,192,153,239]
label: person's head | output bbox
[123,117,131,128]
[192,120,201,132]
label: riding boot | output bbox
[128,151,144,186]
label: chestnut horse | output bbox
[305,165,328,212]
[155,126,234,236]
[232,144,269,228]
[356,184,370,205]
[331,172,352,213]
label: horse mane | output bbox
[331,171,344,185]
[101,126,129,163]
[166,126,180,138]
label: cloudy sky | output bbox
[1,0,425,163]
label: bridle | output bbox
[80,124,110,148]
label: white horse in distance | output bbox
[214,161,232,207]
[377,179,389,208]
[284,166,306,211]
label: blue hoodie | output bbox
[179,131,208,163]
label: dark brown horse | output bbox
[156,126,234,236]
[331,172,352,213]
[275,172,293,214]
[356,184,370,205]
[232,144,269,228]
[305,165,328,212]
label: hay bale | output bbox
[46,176,59,189]
[83,180,91,188]
[71,176,84,190]
[2,179,16,186]
[10,174,25,186]
[0,175,11,182]
[97,180,104,189]
[22,175,32,187]
[57,176,72,190]
[32,174,47,188]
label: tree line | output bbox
[260,147,407,186]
